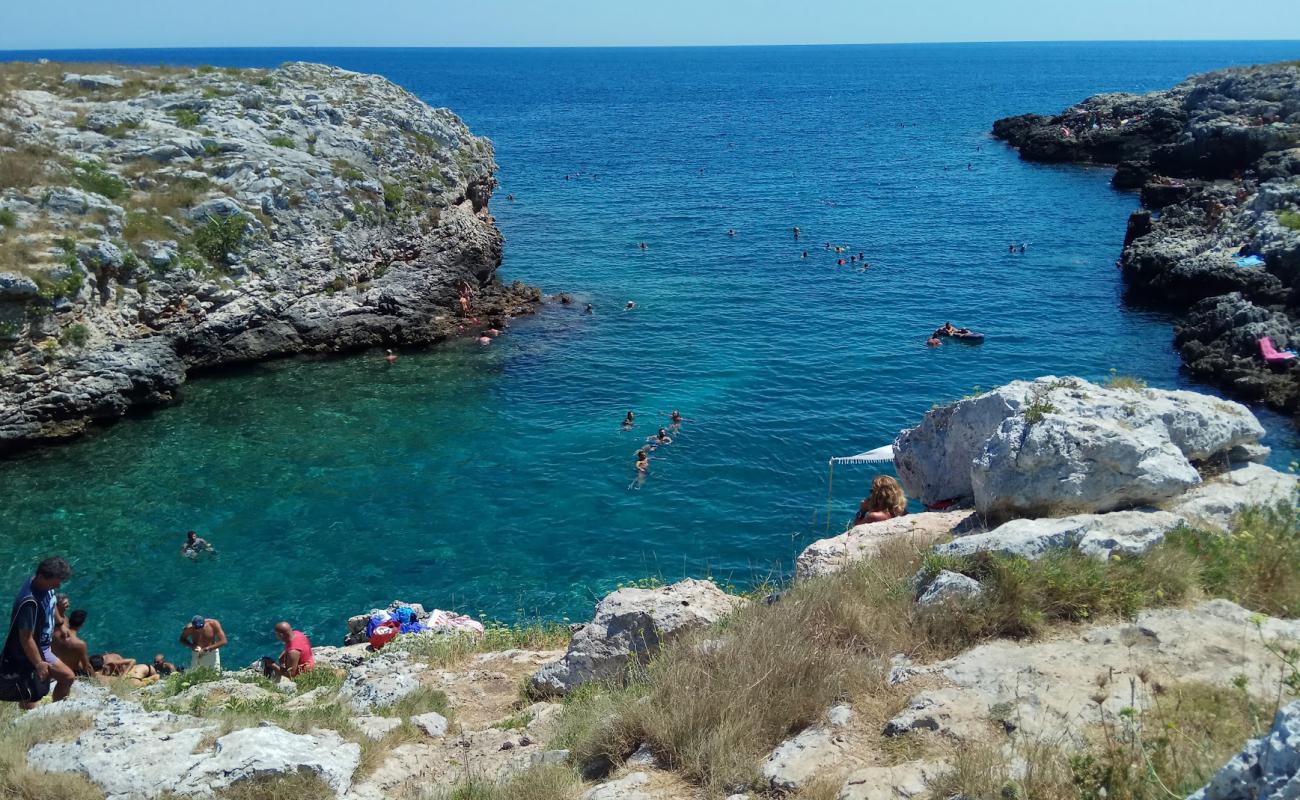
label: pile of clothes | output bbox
[363,603,485,650]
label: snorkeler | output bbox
[625,301,636,311]
[584,303,594,314]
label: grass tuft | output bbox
[430,764,583,800]
[1166,504,1300,617]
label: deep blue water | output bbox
[2,42,1299,666]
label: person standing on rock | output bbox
[179,615,227,672]
[6,556,76,707]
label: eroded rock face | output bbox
[0,61,541,454]
[761,705,858,792]
[1170,462,1297,528]
[993,62,1300,413]
[337,650,426,712]
[530,579,744,697]
[795,511,973,579]
[935,509,1186,561]
[1190,700,1300,800]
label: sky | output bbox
[2,0,1300,50]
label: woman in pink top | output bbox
[264,621,314,679]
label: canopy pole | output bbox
[825,459,834,536]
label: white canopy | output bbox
[829,444,895,464]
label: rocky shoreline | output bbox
[992,61,1300,415]
[0,61,540,454]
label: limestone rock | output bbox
[185,725,360,796]
[530,579,743,697]
[353,715,402,740]
[0,272,40,300]
[972,413,1201,521]
[337,651,426,711]
[934,509,1185,561]
[761,704,857,792]
[412,711,449,737]
[1169,463,1296,530]
[1189,700,1300,800]
[838,761,949,800]
[168,677,280,709]
[583,772,651,800]
[63,73,123,90]
[916,571,983,607]
[796,511,972,579]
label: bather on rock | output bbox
[852,475,908,526]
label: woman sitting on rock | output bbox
[852,475,908,526]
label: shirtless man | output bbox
[181,531,214,558]
[52,608,93,676]
[179,615,227,671]
[89,652,136,677]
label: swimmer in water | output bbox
[625,301,636,311]
[584,303,594,314]
[623,411,635,429]
[648,428,673,446]
[384,349,397,364]
[927,336,942,348]
[635,450,649,472]
[669,410,684,430]
[793,226,800,239]
[181,531,214,558]
[801,251,808,259]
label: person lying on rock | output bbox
[152,653,177,677]
[261,621,315,680]
[852,475,908,527]
[179,615,227,671]
[89,652,135,677]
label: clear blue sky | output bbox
[4,0,1300,50]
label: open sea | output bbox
[2,42,1299,666]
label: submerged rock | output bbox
[530,579,744,697]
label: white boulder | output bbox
[1170,463,1297,530]
[411,711,449,737]
[761,704,858,792]
[934,510,1185,561]
[530,579,744,697]
[1189,700,1300,800]
[353,715,402,740]
[916,571,984,607]
[582,771,652,800]
[796,511,972,578]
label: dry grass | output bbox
[0,146,51,191]
[0,704,102,800]
[390,621,571,669]
[931,681,1270,800]
[426,764,584,800]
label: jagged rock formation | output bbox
[993,62,1300,414]
[0,61,539,453]
[1191,699,1300,800]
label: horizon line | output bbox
[3,37,1300,54]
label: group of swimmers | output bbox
[627,410,686,479]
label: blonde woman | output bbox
[852,475,908,526]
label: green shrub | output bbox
[0,320,20,340]
[72,160,127,200]
[381,181,404,213]
[1102,369,1148,391]
[159,665,223,698]
[1166,504,1300,617]
[1279,210,1300,232]
[170,108,200,128]
[291,667,344,693]
[331,159,364,182]
[0,208,17,228]
[60,322,90,348]
[196,65,216,75]
[269,134,295,149]
[123,209,173,244]
[189,214,246,264]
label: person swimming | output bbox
[584,304,594,314]
[647,427,673,446]
[635,450,649,473]
[625,301,636,310]
[623,411,635,429]
[793,226,800,239]
[384,349,397,364]
[801,251,808,259]
[181,531,214,559]
[927,336,942,347]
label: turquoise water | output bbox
[3,42,1299,666]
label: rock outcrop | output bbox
[0,61,540,453]
[993,62,1300,413]
[1190,700,1300,800]
[530,579,744,697]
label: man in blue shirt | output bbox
[7,557,75,708]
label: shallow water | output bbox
[3,42,1299,665]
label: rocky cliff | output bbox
[0,61,538,453]
[993,61,1300,414]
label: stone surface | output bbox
[353,715,402,741]
[1,62,543,455]
[411,711,449,737]
[27,700,360,798]
[337,650,426,711]
[796,511,973,579]
[168,677,280,709]
[582,772,651,800]
[837,761,949,800]
[1189,700,1300,800]
[1169,462,1297,530]
[916,571,984,607]
[895,377,1266,520]
[885,600,1300,745]
[761,704,859,792]
[530,579,744,697]
[934,509,1185,561]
